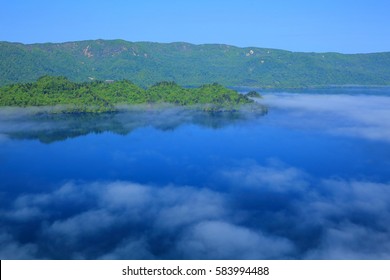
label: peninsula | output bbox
[0,76,259,113]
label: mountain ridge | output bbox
[3,39,388,55]
[1,39,390,88]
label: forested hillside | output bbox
[1,40,390,88]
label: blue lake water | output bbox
[1,88,390,259]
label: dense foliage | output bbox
[0,76,254,112]
[246,91,262,98]
[1,40,390,88]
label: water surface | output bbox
[1,89,390,259]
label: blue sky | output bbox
[1,0,390,53]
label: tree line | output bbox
[0,76,258,113]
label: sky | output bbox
[1,0,390,53]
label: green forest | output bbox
[0,76,256,113]
[1,40,390,88]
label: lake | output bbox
[1,88,390,259]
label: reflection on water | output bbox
[1,92,390,260]
[0,105,265,143]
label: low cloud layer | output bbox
[0,106,256,143]
[260,94,390,142]
[1,161,390,259]
[2,94,389,143]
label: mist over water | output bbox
[1,89,390,259]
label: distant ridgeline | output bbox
[0,76,262,113]
[1,40,390,88]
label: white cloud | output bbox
[43,209,117,243]
[219,161,390,259]
[176,221,295,259]
[2,162,390,259]
[0,232,38,260]
[99,182,152,210]
[153,186,227,231]
[4,206,45,221]
[0,181,233,259]
[99,237,154,260]
[261,94,390,142]
[305,222,390,259]
[220,160,308,192]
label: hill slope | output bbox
[1,40,390,88]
